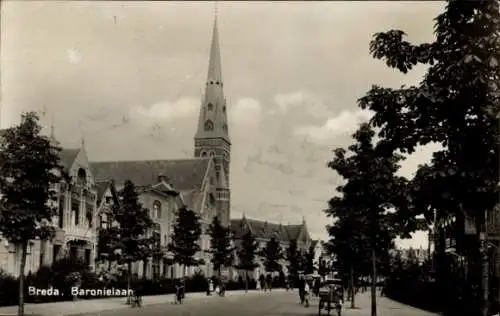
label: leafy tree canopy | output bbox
[359,0,500,224]
[0,112,64,243]
[112,180,153,263]
[168,206,202,267]
[260,236,283,273]
[236,231,259,271]
[208,215,234,270]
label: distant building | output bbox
[230,215,313,280]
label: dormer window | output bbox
[204,120,214,131]
[207,103,214,111]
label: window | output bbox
[204,120,214,131]
[209,151,215,157]
[216,171,220,180]
[201,151,207,157]
[58,195,65,228]
[210,177,214,185]
[53,245,61,262]
[223,124,228,131]
[222,106,226,113]
[72,200,79,225]
[207,103,214,111]
[164,234,168,245]
[153,200,162,219]
[77,168,86,185]
[105,196,112,204]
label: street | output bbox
[73,291,439,316]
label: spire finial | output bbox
[214,1,219,21]
[50,111,55,139]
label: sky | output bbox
[0,1,445,247]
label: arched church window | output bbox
[207,103,213,111]
[204,120,214,131]
[201,151,207,157]
[209,151,215,157]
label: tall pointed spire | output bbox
[207,2,222,84]
[194,6,230,143]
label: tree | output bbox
[112,180,153,300]
[286,239,300,280]
[0,112,65,316]
[305,244,316,275]
[235,231,259,292]
[260,237,283,275]
[326,123,410,316]
[168,206,202,279]
[208,216,234,279]
[358,2,500,315]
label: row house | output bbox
[230,215,313,281]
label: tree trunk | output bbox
[126,261,132,304]
[481,237,489,316]
[371,248,377,316]
[477,214,489,316]
[142,259,147,280]
[245,270,249,293]
[18,242,28,316]
[350,265,356,308]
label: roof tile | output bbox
[90,158,210,191]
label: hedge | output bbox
[0,259,286,307]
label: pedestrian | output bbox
[206,278,213,296]
[298,275,306,304]
[304,280,310,307]
[266,274,272,292]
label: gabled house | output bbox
[0,139,99,276]
[230,215,312,280]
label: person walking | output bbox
[298,275,306,304]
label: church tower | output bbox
[194,12,231,227]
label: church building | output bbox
[89,14,231,278]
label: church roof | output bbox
[59,148,80,170]
[230,218,305,242]
[89,158,210,191]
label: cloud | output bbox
[66,49,82,64]
[293,109,373,144]
[129,97,199,122]
[272,91,330,119]
[231,98,262,122]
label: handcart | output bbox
[318,278,343,316]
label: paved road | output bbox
[73,290,439,316]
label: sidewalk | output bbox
[0,289,283,316]
[342,291,440,316]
